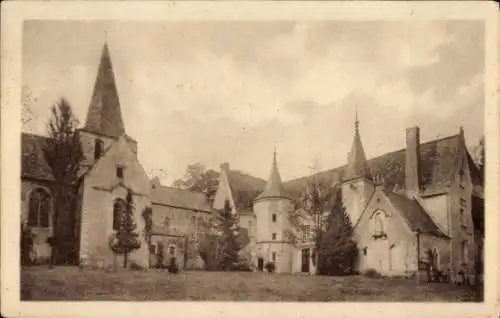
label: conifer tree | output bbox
[110,189,142,268]
[216,199,241,271]
[318,188,358,276]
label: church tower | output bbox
[253,148,294,273]
[341,110,375,226]
[79,43,137,169]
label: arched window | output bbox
[373,212,384,235]
[432,247,440,270]
[113,198,126,231]
[28,188,51,228]
[94,138,103,160]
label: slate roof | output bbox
[83,43,126,138]
[255,152,292,202]
[284,134,475,197]
[21,133,54,181]
[383,190,445,237]
[151,184,213,213]
[345,119,372,181]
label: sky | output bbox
[22,20,485,185]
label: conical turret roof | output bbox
[344,110,372,181]
[255,149,291,202]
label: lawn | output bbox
[21,267,482,301]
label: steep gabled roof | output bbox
[83,43,126,138]
[151,184,213,213]
[383,190,445,237]
[21,133,54,181]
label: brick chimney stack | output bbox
[405,127,421,198]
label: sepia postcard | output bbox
[1,1,499,318]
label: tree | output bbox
[286,178,333,273]
[475,136,485,177]
[172,162,220,200]
[215,199,241,271]
[317,188,358,276]
[141,206,153,268]
[43,98,84,266]
[110,189,142,268]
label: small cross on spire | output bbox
[355,105,360,132]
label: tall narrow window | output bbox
[94,138,103,160]
[272,252,277,262]
[116,166,124,180]
[303,225,311,242]
[113,198,126,231]
[460,208,466,227]
[461,241,468,265]
[248,220,253,237]
[272,213,277,222]
[374,212,384,235]
[28,188,51,228]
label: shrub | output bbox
[265,261,276,273]
[364,268,381,278]
[21,224,35,266]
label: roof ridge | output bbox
[284,133,461,186]
[155,184,208,196]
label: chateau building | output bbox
[21,43,484,281]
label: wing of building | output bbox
[213,116,484,279]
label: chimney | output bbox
[405,127,421,198]
[220,162,230,173]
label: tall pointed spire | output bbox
[345,108,372,181]
[84,43,126,138]
[255,147,290,202]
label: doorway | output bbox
[257,257,264,272]
[301,248,310,273]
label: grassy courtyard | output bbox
[21,267,481,301]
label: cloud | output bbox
[22,20,485,185]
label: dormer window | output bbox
[94,138,103,160]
